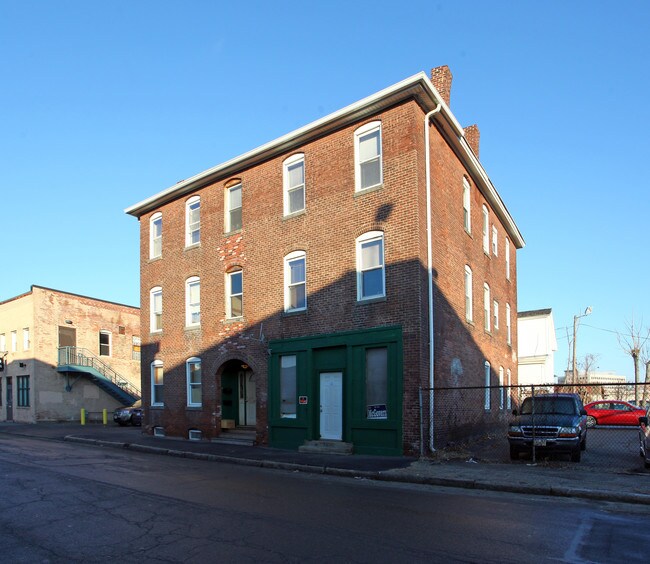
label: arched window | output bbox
[283,154,305,216]
[356,231,385,300]
[186,196,200,246]
[284,251,306,312]
[226,268,243,318]
[462,178,471,233]
[185,277,200,327]
[186,357,202,407]
[484,361,491,411]
[150,287,162,333]
[482,205,490,254]
[464,265,473,322]
[354,121,382,191]
[483,283,491,332]
[151,360,164,406]
[150,212,162,259]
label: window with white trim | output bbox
[506,303,512,345]
[23,328,30,351]
[355,121,382,191]
[226,183,242,232]
[185,196,200,246]
[484,361,491,410]
[464,265,473,322]
[505,237,511,280]
[226,269,243,318]
[506,369,512,409]
[185,277,200,327]
[482,205,490,254]
[151,360,163,406]
[186,357,202,407]
[493,300,499,330]
[99,330,111,356]
[499,366,505,410]
[462,178,471,233]
[283,154,305,215]
[150,287,162,333]
[11,331,17,352]
[284,251,306,312]
[150,212,162,259]
[483,284,491,332]
[492,225,498,256]
[356,231,385,300]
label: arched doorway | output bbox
[221,359,256,427]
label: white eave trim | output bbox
[125,71,524,248]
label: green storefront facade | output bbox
[268,326,403,456]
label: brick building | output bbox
[126,66,524,455]
[0,286,141,422]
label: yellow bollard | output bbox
[81,408,86,425]
[102,409,108,426]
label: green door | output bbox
[221,371,238,423]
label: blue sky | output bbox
[1,1,648,379]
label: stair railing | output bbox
[57,346,141,399]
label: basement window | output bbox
[189,429,202,441]
[153,426,166,438]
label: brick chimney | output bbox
[464,124,480,158]
[430,65,453,106]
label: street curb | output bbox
[62,435,650,506]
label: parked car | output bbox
[508,393,587,462]
[584,400,646,428]
[639,414,650,469]
[113,400,143,426]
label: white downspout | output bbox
[424,104,441,453]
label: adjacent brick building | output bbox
[0,286,141,422]
[126,66,524,455]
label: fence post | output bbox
[80,408,86,426]
[102,409,108,426]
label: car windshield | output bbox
[521,397,576,415]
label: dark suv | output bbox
[508,393,588,462]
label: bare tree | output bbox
[640,349,650,407]
[618,317,650,405]
[578,353,599,402]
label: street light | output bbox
[572,306,593,384]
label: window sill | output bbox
[224,228,243,237]
[150,405,164,410]
[354,184,384,197]
[150,330,163,337]
[148,256,162,263]
[282,308,306,317]
[224,317,246,325]
[356,295,386,305]
[184,243,201,251]
[184,325,201,332]
[186,405,202,410]
[283,209,306,220]
[466,319,475,327]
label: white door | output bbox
[320,372,343,440]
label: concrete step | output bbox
[298,440,353,455]
[211,428,256,446]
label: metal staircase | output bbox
[57,346,141,406]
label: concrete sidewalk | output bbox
[1,422,649,506]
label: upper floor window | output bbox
[482,205,490,254]
[226,183,242,232]
[186,357,202,407]
[99,330,111,356]
[462,178,471,233]
[483,283,491,332]
[355,121,382,191]
[11,331,17,352]
[23,328,30,351]
[492,225,498,256]
[150,212,162,259]
[505,236,511,280]
[283,154,305,215]
[150,287,162,333]
[284,251,306,312]
[226,269,243,318]
[151,360,163,406]
[186,277,200,327]
[464,265,473,322]
[493,300,499,330]
[185,196,200,246]
[356,231,385,301]
[0,334,5,352]
[506,303,512,346]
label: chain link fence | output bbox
[420,382,649,471]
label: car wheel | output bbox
[570,447,581,463]
[509,445,519,461]
[117,421,127,427]
[580,434,587,451]
[586,416,597,428]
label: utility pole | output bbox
[572,307,592,385]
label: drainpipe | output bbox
[424,104,442,453]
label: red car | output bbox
[584,400,646,428]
